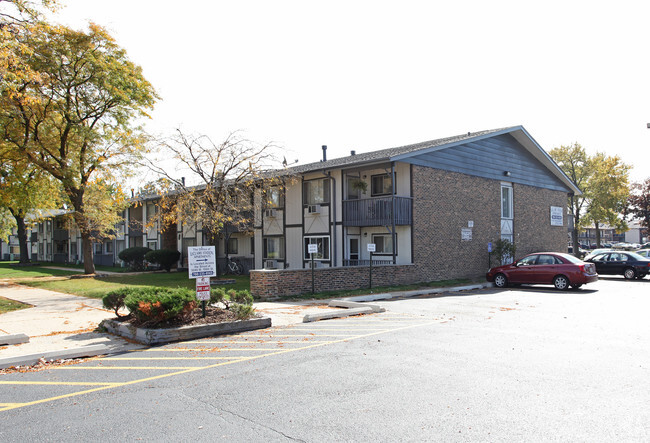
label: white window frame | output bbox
[147,240,158,250]
[501,183,513,220]
[303,178,330,205]
[227,237,239,255]
[371,233,396,255]
[263,236,285,259]
[304,236,331,261]
[266,187,284,208]
[371,173,395,197]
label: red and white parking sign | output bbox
[195,276,211,301]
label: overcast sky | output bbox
[52,0,650,183]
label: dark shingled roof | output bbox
[289,127,514,174]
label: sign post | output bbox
[487,242,493,269]
[308,243,318,294]
[367,243,376,289]
[188,246,217,318]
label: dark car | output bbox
[486,252,598,290]
[584,251,650,280]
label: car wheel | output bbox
[623,268,636,280]
[571,283,582,290]
[553,275,570,290]
[494,273,508,288]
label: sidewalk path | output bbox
[0,283,334,363]
[0,282,143,359]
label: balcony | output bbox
[342,196,412,227]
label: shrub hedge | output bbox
[144,249,181,272]
[117,246,152,271]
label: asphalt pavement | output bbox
[0,277,647,441]
[0,279,490,369]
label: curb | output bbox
[101,317,272,345]
[0,333,30,346]
[328,300,385,313]
[303,307,373,323]
[345,283,492,303]
[0,344,109,370]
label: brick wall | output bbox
[409,166,501,281]
[513,183,568,255]
[250,264,418,300]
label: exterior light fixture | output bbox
[503,171,511,177]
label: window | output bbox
[347,177,363,200]
[303,178,330,205]
[227,237,238,255]
[146,203,157,221]
[304,236,330,260]
[372,233,396,255]
[516,255,538,266]
[55,241,66,254]
[263,237,285,259]
[250,237,255,254]
[10,246,20,254]
[501,185,513,219]
[147,240,158,250]
[105,242,113,254]
[266,187,284,208]
[371,173,394,196]
[94,243,102,254]
[70,243,77,256]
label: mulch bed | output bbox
[114,305,249,329]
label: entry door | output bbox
[347,236,360,263]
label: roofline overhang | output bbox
[390,125,582,195]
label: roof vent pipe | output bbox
[181,177,185,186]
[350,150,356,156]
[322,145,327,162]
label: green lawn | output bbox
[0,261,82,278]
[0,296,31,314]
[7,259,478,301]
[18,272,251,299]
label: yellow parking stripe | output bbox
[0,381,120,387]
[192,340,335,344]
[229,333,353,337]
[104,356,251,361]
[0,320,437,412]
[53,366,201,370]
[137,348,310,352]
[289,328,389,331]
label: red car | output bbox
[486,252,598,290]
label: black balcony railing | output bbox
[342,196,412,227]
[343,259,394,267]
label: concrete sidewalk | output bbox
[0,282,341,368]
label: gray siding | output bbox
[402,133,570,192]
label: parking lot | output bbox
[1,277,649,441]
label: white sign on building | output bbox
[188,246,217,278]
[550,206,564,226]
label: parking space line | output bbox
[231,333,355,337]
[136,348,314,352]
[195,338,331,345]
[0,320,437,412]
[288,328,390,331]
[53,366,201,370]
[104,356,252,360]
[0,381,121,387]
